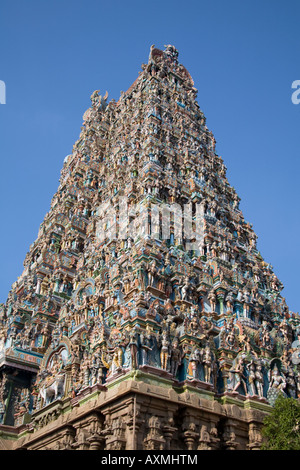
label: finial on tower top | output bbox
[163,44,179,64]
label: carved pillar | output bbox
[87,432,105,450]
[144,415,166,450]
[207,421,220,450]
[54,428,76,450]
[222,420,238,450]
[104,416,127,450]
[182,416,198,450]
[198,424,212,450]
[72,414,105,450]
[87,415,105,450]
[72,423,91,450]
[163,422,177,450]
[0,372,13,425]
[246,409,264,450]
[183,427,198,450]
[124,399,143,450]
[248,422,262,450]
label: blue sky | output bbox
[0,0,299,312]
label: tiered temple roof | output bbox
[0,45,298,450]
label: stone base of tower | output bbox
[0,371,270,450]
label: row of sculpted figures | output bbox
[6,309,300,423]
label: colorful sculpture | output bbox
[0,44,298,450]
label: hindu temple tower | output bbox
[0,45,299,451]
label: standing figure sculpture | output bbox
[188,346,202,379]
[160,332,170,370]
[169,338,182,377]
[203,343,214,384]
[230,357,248,395]
[246,361,257,396]
[140,328,153,366]
[255,361,265,398]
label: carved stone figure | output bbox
[229,357,248,395]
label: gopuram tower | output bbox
[0,45,299,451]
